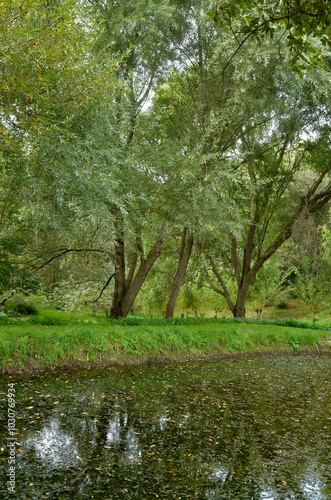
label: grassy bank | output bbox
[0,321,330,374]
[1,312,330,329]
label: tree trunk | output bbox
[165,229,194,319]
[125,251,138,291]
[232,283,250,317]
[121,227,167,317]
[110,208,126,319]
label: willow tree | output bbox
[0,0,117,305]
[1,0,190,315]
[147,1,331,318]
[72,0,197,318]
[210,0,331,72]
[150,3,303,317]
[149,1,249,318]
[202,61,331,317]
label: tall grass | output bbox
[0,322,329,372]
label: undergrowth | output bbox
[0,314,330,330]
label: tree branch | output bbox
[29,248,112,272]
[0,289,16,309]
[246,176,331,286]
[205,251,235,312]
[85,273,115,305]
[125,251,138,290]
[204,268,225,296]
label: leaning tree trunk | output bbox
[121,227,168,317]
[165,229,194,319]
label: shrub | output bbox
[5,300,38,316]
[276,300,288,310]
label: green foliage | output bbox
[322,208,331,261]
[209,0,331,70]
[1,0,331,324]
[0,236,39,297]
[29,315,70,325]
[222,329,249,351]
[0,0,118,313]
[4,299,38,316]
[289,340,301,351]
[0,309,330,331]
[291,265,328,317]
[182,286,202,315]
[136,275,169,314]
[0,0,115,135]
[250,266,296,315]
[276,300,288,310]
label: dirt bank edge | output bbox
[2,343,331,376]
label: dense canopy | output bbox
[1,0,331,318]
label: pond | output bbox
[0,356,330,499]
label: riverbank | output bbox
[1,320,330,374]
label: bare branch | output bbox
[85,273,115,305]
[29,248,112,272]
[204,251,235,313]
[304,163,331,203]
[204,268,225,296]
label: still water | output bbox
[0,356,330,499]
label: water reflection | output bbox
[106,415,121,445]
[0,356,330,499]
[25,419,78,467]
[125,427,141,462]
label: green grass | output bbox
[1,311,330,329]
[0,322,329,373]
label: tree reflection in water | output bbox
[0,356,330,499]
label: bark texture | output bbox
[121,227,168,317]
[110,207,126,318]
[165,229,194,319]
